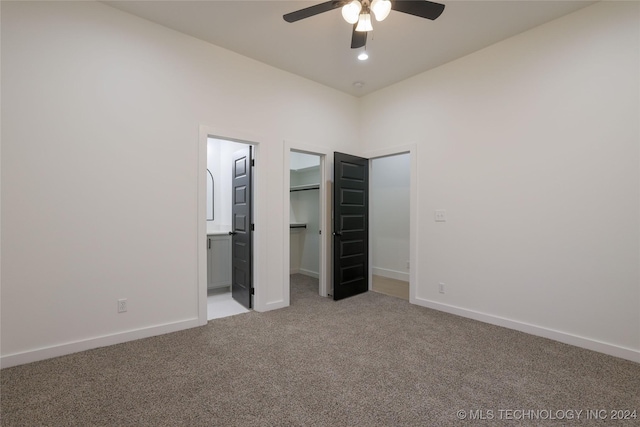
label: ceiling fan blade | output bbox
[283,1,342,23]
[391,0,445,20]
[351,25,367,49]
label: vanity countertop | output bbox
[207,224,231,236]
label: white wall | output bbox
[371,154,410,281]
[361,1,640,360]
[207,138,246,231]
[0,1,359,366]
[2,0,638,367]
[290,151,320,171]
[206,138,220,225]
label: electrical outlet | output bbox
[435,209,447,222]
[117,298,128,313]
[439,282,445,294]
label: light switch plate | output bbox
[435,209,447,222]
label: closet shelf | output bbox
[290,184,319,192]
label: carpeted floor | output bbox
[1,274,639,426]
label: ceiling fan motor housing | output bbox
[284,0,446,48]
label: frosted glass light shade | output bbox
[355,13,373,32]
[371,0,391,21]
[341,1,362,24]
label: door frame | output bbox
[283,141,330,302]
[282,143,417,304]
[364,144,418,303]
[198,125,265,325]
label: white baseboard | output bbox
[298,268,319,279]
[1,318,201,369]
[290,268,319,279]
[260,298,289,312]
[412,297,640,364]
[373,267,409,282]
[7,295,635,369]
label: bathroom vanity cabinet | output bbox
[207,233,231,290]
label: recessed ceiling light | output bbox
[357,52,369,61]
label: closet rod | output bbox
[290,184,320,192]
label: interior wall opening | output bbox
[289,151,323,303]
[370,152,411,300]
[206,137,253,319]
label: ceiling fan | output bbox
[283,0,445,49]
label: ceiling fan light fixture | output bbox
[370,0,391,22]
[355,13,373,32]
[341,0,362,24]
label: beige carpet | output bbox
[1,274,639,426]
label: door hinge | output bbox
[251,159,255,167]
[251,288,255,295]
[251,223,255,231]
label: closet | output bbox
[289,152,321,279]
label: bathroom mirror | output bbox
[207,169,214,221]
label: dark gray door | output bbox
[333,152,369,300]
[231,146,253,309]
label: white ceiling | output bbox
[104,0,595,97]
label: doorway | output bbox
[289,151,322,302]
[370,153,411,300]
[282,145,415,306]
[205,137,253,319]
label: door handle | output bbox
[208,238,211,249]
[333,231,342,237]
[228,231,237,236]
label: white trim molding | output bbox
[283,141,332,301]
[364,143,418,306]
[199,125,271,318]
[413,297,640,364]
[1,318,201,369]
